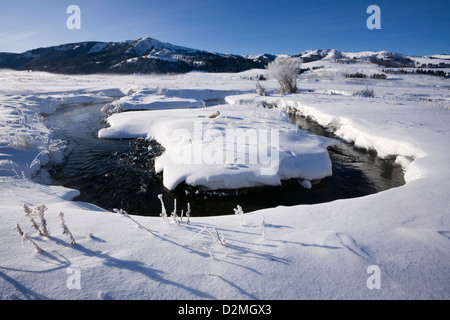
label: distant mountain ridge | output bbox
[0,37,271,74]
[0,37,449,74]
[294,49,450,68]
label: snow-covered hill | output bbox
[0,37,269,74]
[296,48,450,69]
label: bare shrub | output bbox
[353,87,375,97]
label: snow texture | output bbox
[0,54,449,300]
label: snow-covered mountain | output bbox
[0,37,270,74]
[1,38,449,74]
[295,49,450,68]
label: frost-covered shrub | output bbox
[186,202,191,224]
[22,233,44,253]
[59,212,76,245]
[23,203,50,237]
[267,56,302,93]
[171,199,180,225]
[233,205,244,226]
[260,216,266,239]
[353,87,375,98]
[157,194,168,223]
[256,80,267,96]
[101,101,123,115]
[207,227,226,246]
[10,134,30,149]
[35,204,50,237]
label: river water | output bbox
[44,102,405,216]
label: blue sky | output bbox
[1,0,449,55]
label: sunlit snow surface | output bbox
[99,103,336,190]
[0,54,449,300]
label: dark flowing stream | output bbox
[44,102,405,216]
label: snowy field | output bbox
[0,55,449,300]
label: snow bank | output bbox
[99,104,336,190]
[101,90,200,114]
[226,93,428,183]
[0,74,125,180]
[0,66,449,300]
[100,86,250,114]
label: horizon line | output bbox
[1,37,449,57]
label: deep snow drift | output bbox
[0,54,449,300]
